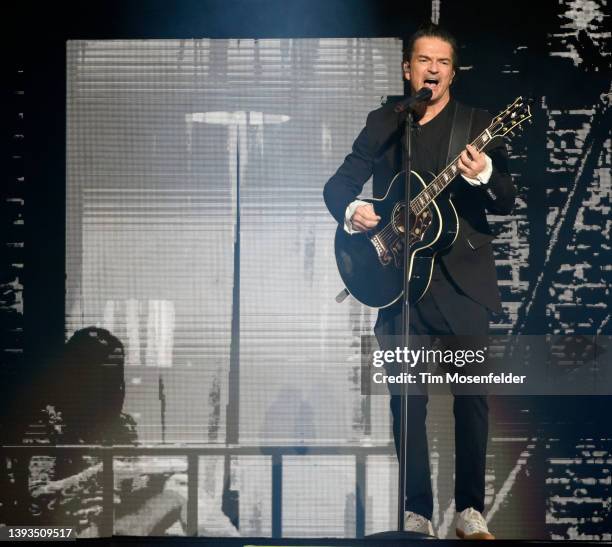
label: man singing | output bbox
[324,23,515,539]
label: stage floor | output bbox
[44,536,612,546]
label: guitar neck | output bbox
[410,128,496,215]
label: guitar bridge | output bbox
[370,234,392,266]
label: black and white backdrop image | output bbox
[0,0,610,540]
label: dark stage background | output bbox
[1,0,611,540]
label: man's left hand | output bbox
[457,144,486,179]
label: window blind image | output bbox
[65,38,404,537]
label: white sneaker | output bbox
[404,511,435,536]
[456,507,495,540]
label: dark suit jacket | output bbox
[323,98,516,313]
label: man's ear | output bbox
[450,68,456,84]
[402,61,411,80]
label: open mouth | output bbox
[423,78,439,90]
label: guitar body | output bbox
[334,169,459,309]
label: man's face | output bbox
[403,36,455,104]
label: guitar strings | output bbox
[368,132,490,248]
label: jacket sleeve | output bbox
[323,117,376,225]
[473,109,517,215]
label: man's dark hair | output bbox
[58,327,126,423]
[404,22,459,67]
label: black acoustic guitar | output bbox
[335,96,531,309]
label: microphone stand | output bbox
[396,87,431,533]
[367,88,433,541]
[397,107,414,532]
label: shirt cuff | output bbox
[344,199,370,234]
[462,154,493,186]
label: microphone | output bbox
[393,87,433,113]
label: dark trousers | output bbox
[374,265,489,521]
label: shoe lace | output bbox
[407,512,428,526]
[462,508,488,533]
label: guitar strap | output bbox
[446,101,474,166]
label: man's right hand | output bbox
[351,204,381,232]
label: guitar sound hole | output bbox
[391,204,407,234]
[391,204,416,236]
[392,204,433,244]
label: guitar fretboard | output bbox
[410,129,494,215]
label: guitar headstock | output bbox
[489,96,532,139]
